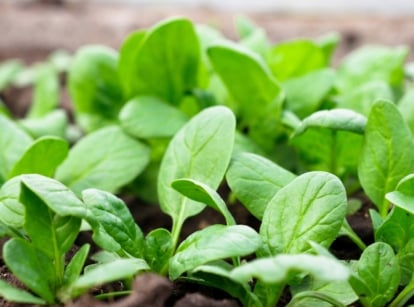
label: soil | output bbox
[0,1,408,306]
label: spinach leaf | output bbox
[0,177,25,228]
[0,60,22,91]
[358,100,414,217]
[8,136,68,178]
[119,96,188,139]
[68,46,123,132]
[386,173,414,214]
[63,244,90,286]
[260,171,347,255]
[158,106,235,247]
[399,87,414,134]
[226,152,296,220]
[144,228,174,275]
[56,126,150,195]
[0,279,46,305]
[350,242,400,307]
[19,110,68,139]
[169,224,261,280]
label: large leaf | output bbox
[68,45,123,132]
[81,189,144,258]
[8,136,68,178]
[260,171,347,255]
[56,126,150,195]
[118,18,200,104]
[0,114,32,183]
[119,96,188,139]
[169,224,261,280]
[158,106,235,232]
[226,152,296,220]
[358,100,414,216]
[350,242,400,307]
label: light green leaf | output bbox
[260,171,347,255]
[397,238,414,285]
[0,177,24,228]
[119,18,200,104]
[0,114,32,183]
[158,106,235,235]
[399,87,414,134]
[350,242,400,307]
[8,136,68,179]
[0,60,23,91]
[19,110,68,139]
[386,174,414,214]
[267,39,327,81]
[119,96,188,139]
[0,279,46,305]
[230,254,349,284]
[358,100,414,216]
[56,126,150,195]
[68,45,123,132]
[172,178,235,225]
[144,228,173,274]
[226,152,296,220]
[170,224,261,280]
[3,238,55,303]
[81,189,144,258]
[64,244,90,286]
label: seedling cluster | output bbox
[1,16,414,306]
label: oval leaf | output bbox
[0,177,25,227]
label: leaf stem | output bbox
[389,278,414,307]
[340,220,367,250]
[171,219,183,253]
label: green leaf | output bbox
[28,64,59,118]
[386,174,414,215]
[230,254,349,284]
[158,106,235,242]
[226,152,296,220]
[68,258,149,298]
[283,68,335,118]
[119,96,188,139]
[399,87,414,134]
[3,238,55,303]
[63,244,90,286]
[267,39,327,81]
[0,279,46,305]
[260,171,347,255]
[0,60,23,91]
[119,18,200,104]
[0,114,32,183]
[358,100,414,216]
[397,238,414,285]
[336,45,408,92]
[68,45,123,132]
[294,109,367,136]
[20,181,81,259]
[169,224,261,280]
[8,136,68,178]
[144,228,173,274]
[56,126,150,195]
[350,242,400,307]
[81,189,144,258]
[19,110,68,139]
[172,178,236,225]
[0,177,25,228]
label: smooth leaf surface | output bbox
[81,189,144,258]
[144,228,173,274]
[399,87,414,134]
[19,110,68,139]
[170,224,261,280]
[8,136,68,179]
[0,60,22,91]
[119,96,188,139]
[260,171,347,255]
[358,100,414,216]
[397,238,414,285]
[68,45,123,132]
[172,178,235,225]
[226,152,296,220]
[56,126,150,195]
[0,177,24,227]
[3,238,55,303]
[350,242,400,307]
[0,280,46,305]
[386,174,414,214]
[158,106,235,227]
[230,254,349,284]
[0,114,32,183]
[64,244,90,286]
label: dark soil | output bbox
[0,1,401,306]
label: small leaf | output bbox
[226,152,296,220]
[397,238,414,285]
[19,110,68,139]
[68,258,149,298]
[349,242,400,307]
[358,100,414,216]
[81,189,144,258]
[0,60,23,91]
[172,178,236,225]
[64,244,90,286]
[0,177,24,228]
[0,279,46,305]
[56,126,150,195]
[386,174,414,214]
[119,96,188,139]
[3,238,55,303]
[169,224,261,280]
[230,254,349,284]
[144,228,173,274]
[8,136,68,179]
[260,171,347,255]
